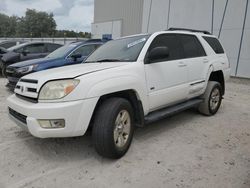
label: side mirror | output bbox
[71,53,82,61]
[22,49,30,56]
[147,46,169,63]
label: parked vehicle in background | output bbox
[0,47,8,59]
[7,29,230,159]
[0,42,62,77]
[0,40,25,49]
[6,40,105,90]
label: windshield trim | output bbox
[85,34,151,64]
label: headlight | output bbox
[39,79,80,100]
[16,64,38,74]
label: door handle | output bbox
[178,62,187,67]
[203,58,209,63]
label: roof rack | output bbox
[167,27,211,35]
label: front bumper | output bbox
[7,94,98,138]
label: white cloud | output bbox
[55,0,94,31]
[0,0,93,32]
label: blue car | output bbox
[6,40,105,90]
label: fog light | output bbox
[38,119,65,129]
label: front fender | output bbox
[86,75,149,114]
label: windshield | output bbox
[86,34,150,63]
[46,44,77,59]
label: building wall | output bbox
[92,0,144,38]
[93,0,250,78]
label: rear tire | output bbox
[198,81,222,116]
[92,98,134,159]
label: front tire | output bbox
[92,98,134,159]
[198,81,222,116]
[1,64,6,77]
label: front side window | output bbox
[86,35,150,63]
[46,44,77,59]
[147,34,184,62]
[71,44,97,57]
[179,34,206,58]
[14,47,24,53]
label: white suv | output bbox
[7,28,230,158]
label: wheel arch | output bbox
[90,89,145,128]
[208,70,225,95]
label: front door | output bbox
[21,43,46,61]
[144,34,189,111]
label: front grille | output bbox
[27,88,37,93]
[16,94,38,103]
[9,108,27,124]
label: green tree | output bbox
[0,13,10,37]
[0,9,91,38]
[17,9,56,37]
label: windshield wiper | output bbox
[85,59,129,63]
[96,59,123,62]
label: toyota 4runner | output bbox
[7,28,230,158]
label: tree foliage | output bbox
[0,9,91,38]
[0,14,18,37]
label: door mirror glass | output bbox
[148,46,169,63]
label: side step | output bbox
[144,99,203,124]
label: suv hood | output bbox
[21,63,129,84]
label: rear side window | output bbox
[148,34,184,62]
[179,35,206,58]
[46,43,62,53]
[203,36,224,54]
[24,43,45,53]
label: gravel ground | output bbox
[0,77,249,188]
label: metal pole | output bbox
[211,0,215,34]
[235,0,249,76]
[147,0,153,33]
[218,0,229,38]
[167,0,171,29]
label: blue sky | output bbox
[0,0,94,32]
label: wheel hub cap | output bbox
[114,110,131,148]
[210,88,220,110]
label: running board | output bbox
[144,99,203,124]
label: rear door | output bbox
[178,34,207,96]
[21,43,46,61]
[144,34,188,111]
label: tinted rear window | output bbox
[179,34,206,58]
[203,36,224,54]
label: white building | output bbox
[92,0,250,78]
